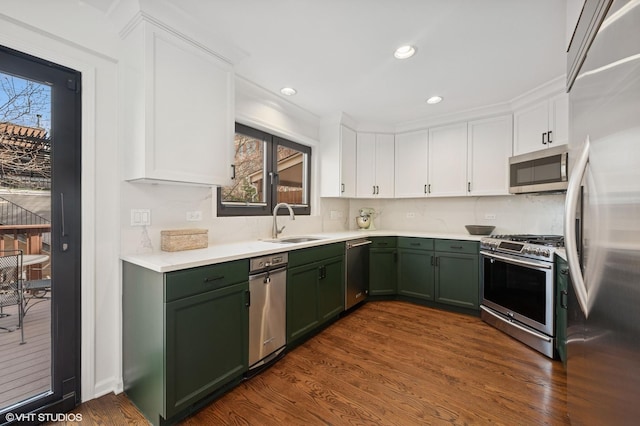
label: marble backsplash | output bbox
[121,182,565,254]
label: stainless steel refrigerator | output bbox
[564,0,640,424]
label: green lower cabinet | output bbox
[287,263,321,341]
[369,248,397,295]
[556,256,569,365]
[165,281,248,418]
[434,252,479,309]
[397,247,435,300]
[123,260,249,426]
[318,256,346,322]
[287,243,345,344]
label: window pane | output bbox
[276,144,307,205]
[221,133,266,204]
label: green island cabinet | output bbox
[369,237,398,296]
[555,255,569,365]
[287,243,345,343]
[396,237,480,310]
[397,237,435,300]
[123,259,249,426]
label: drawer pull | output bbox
[410,242,421,246]
[378,242,388,246]
[203,275,225,284]
[450,245,463,249]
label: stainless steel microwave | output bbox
[509,144,568,194]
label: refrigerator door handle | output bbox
[564,136,591,317]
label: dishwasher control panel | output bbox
[250,253,289,272]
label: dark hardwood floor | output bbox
[53,300,569,425]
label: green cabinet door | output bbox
[287,263,321,342]
[318,256,345,323]
[397,248,435,300]
[369,248,397,295]
[556,256,569,365]
[434,252,479,309]
[165,281,249,418]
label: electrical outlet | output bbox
[406,212,416,219]
[131,209,151,226]
[484,213,497,220]
[186,210,203,221]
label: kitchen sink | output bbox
[264,236,324,244]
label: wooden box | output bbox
[161,228,208,252]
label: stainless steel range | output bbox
[479,234,564,358]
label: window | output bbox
[217,123,311,216]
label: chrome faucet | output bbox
[272,202,295,239]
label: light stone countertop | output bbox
[121,230,485,273]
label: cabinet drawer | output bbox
[369,237,397,248]
[398,237,434,250]
[165,259,248,302]
[289,243,344,268]
[435,239,479,255]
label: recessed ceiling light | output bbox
[394,45,416,59]
[280,87,297,96]
[427,96,443,104]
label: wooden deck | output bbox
[0,296,51,410]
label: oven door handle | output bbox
[480,251,552,270]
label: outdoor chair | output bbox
[0,249,24,344]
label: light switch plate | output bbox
[131,209,151,226]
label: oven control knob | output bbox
[523,247,531,254]
[533,248,541,256]
[542,249,551,257]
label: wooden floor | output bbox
[58,300,569,425]
[0,296,51,410]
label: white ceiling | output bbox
[105,0,569,128]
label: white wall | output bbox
[345,194,566,235]
[0,1,122,401]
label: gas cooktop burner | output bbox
[489,234,565,247]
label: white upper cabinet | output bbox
[394,130,428,198]
[428,123,468,197]
[513,93,569,156]
[121,19,234,185]
[356,133,395,198]
[467,115,513,196]
[319,124,356,197]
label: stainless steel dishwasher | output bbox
[345,239,371,310]
[248,252,287,373]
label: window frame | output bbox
[216,123,311,217]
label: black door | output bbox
[0,45,81,421]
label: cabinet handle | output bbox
[318,266,326,280]
[548,130,553,144]
[435,257,440,267]
[410,242,421,247]
[203,275,224,284]
[231,164,236,180]
[424,184,428,194]
[376,185,380,194]
[430,255,434,266]
[378,242,388,246]
[245,290,251,307]
[341,183,345,193]
[561,268,569,275]
[450,245,463,250]
[542,132,547,145]
[373,185,376,195]
[467,182,471,193]
[560,290,568,309]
